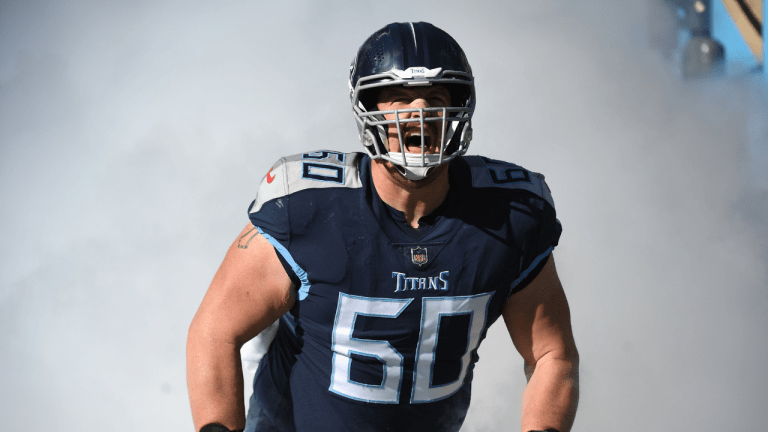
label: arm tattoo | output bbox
[237,227,259,249]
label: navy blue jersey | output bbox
[245,151,561,432]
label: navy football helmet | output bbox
[349,22,475,180]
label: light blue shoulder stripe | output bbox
[508,246,554,298]
[256,227,311,301]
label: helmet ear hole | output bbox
[460,124,472,148]
[362,129,385,158]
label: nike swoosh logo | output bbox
[266,168,276,184]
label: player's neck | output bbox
[370,160,450,229]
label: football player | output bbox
[187,22,579,432]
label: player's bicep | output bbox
[503,254,577,366]
[191,223,295,347]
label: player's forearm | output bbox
[520,354,579,432]
[186,320,246,432]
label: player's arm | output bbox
[187,223,295,432]
[503,254,579,432]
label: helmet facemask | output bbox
[351,70,474,181]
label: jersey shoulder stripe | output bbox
[250,151,364,214]
[462,155,555,208]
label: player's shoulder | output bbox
[456,155,555,208]
[250,150,364,214]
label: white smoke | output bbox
[1,1,765,431]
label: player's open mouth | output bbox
[404,134,432,153]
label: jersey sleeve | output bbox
[248,157,291,245]
[247,151,363,299]
[247,157,308,290]
[508,183,561,296]
[463,156,562,297]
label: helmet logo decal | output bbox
[266,167,276,184]
[391,67,442,79]
[411,246,428,266]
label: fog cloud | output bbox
[1,1,766,430]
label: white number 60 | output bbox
[329,292,492,404]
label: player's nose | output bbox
[409,97,429,109]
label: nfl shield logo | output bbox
[411,247,428,266]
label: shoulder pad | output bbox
[250,151,364,214]
[463,156,555,208]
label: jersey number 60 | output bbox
[329,292,492,404]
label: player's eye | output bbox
[430,97,448,106]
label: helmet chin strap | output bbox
[388,152,442,181]
[397,165,432,181]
